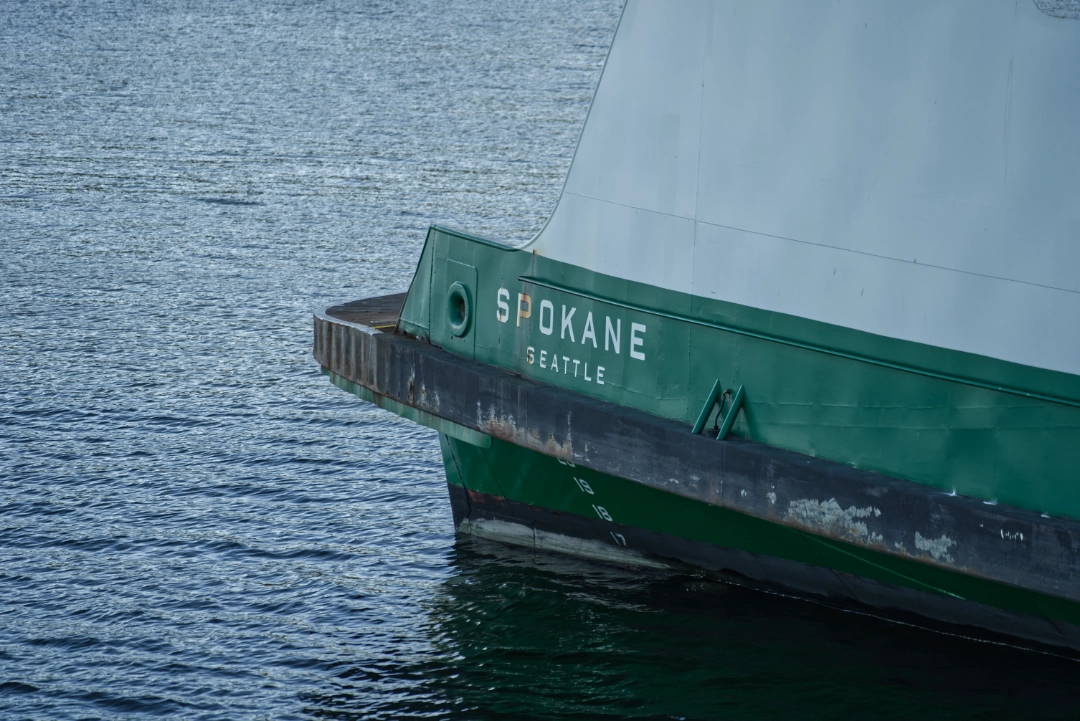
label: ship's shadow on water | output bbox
[304,538,1079,721]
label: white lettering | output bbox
[597,366,605,385]
[581,312,597,347]
[584,363,592,381]
[630,323,646,360]
[574,477,594,494]
[572,359,580,377]
[539,299,554,335]
[496,288,509,323]
[560,305,576,342]
[539,350,547,368]
[526,346,534,364]
[562,356,570,374]
[517,293,532,327]
[605,317,621,353]
[592,504,613,522]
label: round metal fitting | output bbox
[446,281,471,337]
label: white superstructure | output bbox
[528,0,1080,376]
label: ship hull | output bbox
[397,227,1080,523]
[314,0,1080,656]
[440,432,1080,655]
[313,296,1080,655]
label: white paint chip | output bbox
[915,531,956,563]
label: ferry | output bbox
[315,0,1080,653]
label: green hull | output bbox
[314,224,1080,653]
[400,227,1080,521]
[315,0,1080,654]
[440,431,1080,638]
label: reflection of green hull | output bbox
[420,543,1080,718]
[439,431,1080,641]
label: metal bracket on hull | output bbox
[717,385,745,440]
[691,380,722,434]
[692,381,745,440]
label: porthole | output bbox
[447,281,472,337]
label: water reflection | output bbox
[312,538,1080,720]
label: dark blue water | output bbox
[2,1,1078,718]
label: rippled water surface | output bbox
[2,1,1079,718]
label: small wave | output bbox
[194,197,264,207]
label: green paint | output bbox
[519,275,1080,410]
[717,385,744,441]
[399,225,1080,520]
[398,233,436,338]
[441,432,1080,629]
[691,379,722,435]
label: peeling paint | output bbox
[787,498,884,544]
[767,492,776,505]
[915,531,956,563]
